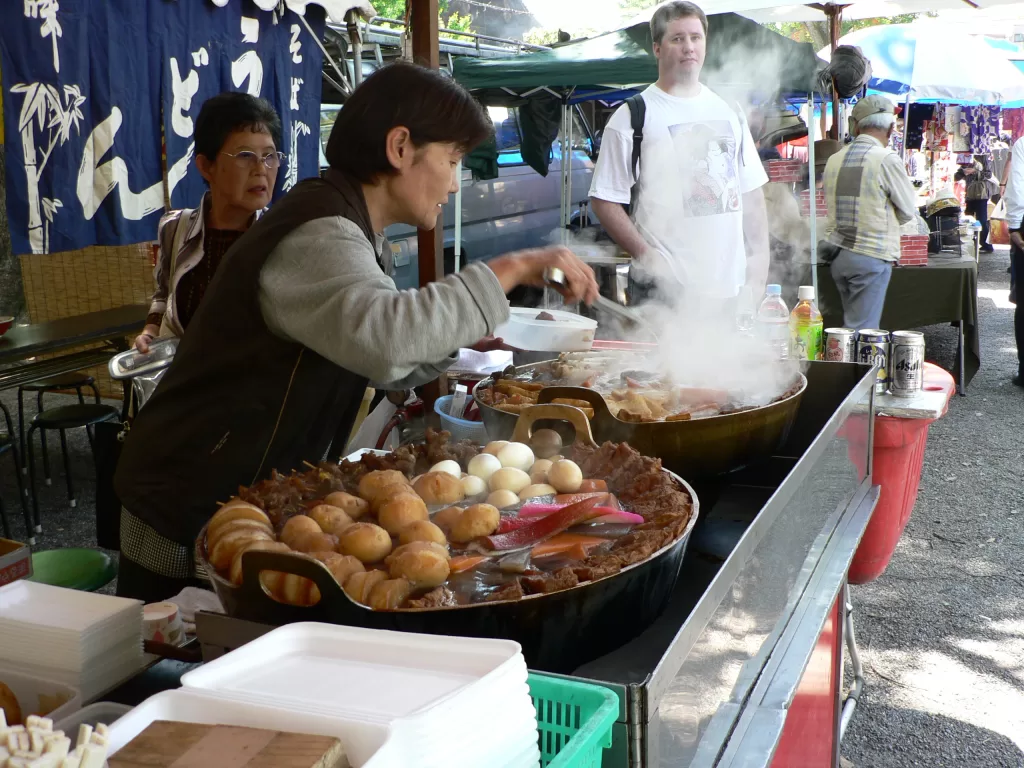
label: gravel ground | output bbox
[841,245,1024,768]
[0,251,1021,763]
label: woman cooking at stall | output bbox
[113,62,599,602]
[136,92,283,352]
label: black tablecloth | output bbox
[0,304,148,365]
[788,258,979,387]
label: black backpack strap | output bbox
[626,93,646,184]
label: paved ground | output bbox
[0,250,1021,763]
[841,246,1024,768]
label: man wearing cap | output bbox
[821,95,919,330]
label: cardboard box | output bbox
[0,538,32,587]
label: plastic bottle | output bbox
[789,285,824,361]
[756,284,790,360]
[735,285,755,334]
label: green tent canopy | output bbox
[453,13,826,99]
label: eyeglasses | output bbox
[221,150,286,170]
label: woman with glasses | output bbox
[135,92,284,352]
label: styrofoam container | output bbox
[54,701,131,734]
[0,664,81,724]
[105,689,401,768]
[180,623,523,725]
[493,307,596,352]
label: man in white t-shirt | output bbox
[589,0,769,307]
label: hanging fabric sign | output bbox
[0,0,325,256]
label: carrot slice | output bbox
[578,479,607,493]
[531,534,609,559]
[449,555,487,573]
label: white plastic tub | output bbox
[54,701,131,734]
[494,307,596,352]
[0,664,81,725]
[105,689,400,768]
[179,623,523,724]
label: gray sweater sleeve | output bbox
[258,216,510,388]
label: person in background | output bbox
[1002,133,1024,386]
[820,95,918,330]
[588,0,769,311]
[135,93,282,353]
[954,154,994,254]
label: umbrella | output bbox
[821,24,1024,106]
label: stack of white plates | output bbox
[0,581,144,701]
[111,623,540,767]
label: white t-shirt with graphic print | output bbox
[590,84,767,299]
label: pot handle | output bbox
[512,403,598,448]
[237,549,370,611]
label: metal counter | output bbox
[566,360,879,767]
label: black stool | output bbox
[0,403,32,542]
[26,404,119,539]
[18,373,100,484]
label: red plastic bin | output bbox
[844,364,955,584]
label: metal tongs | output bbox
[543,266,659,341]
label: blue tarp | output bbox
[0,0,325,256]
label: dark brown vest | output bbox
[115,170,376,545]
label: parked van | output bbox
[320,103,596,289]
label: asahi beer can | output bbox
[856,330,890,394]
[890,330,925,397]
[824,328,857,362]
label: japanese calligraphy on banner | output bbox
[0,0,325,256]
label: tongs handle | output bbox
[512,403,597,448]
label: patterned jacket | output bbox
[823,134,919,262]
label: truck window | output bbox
[488,106,525,167]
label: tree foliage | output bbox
[369,0,473,32]
[766,14,925,51]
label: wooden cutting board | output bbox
[108,721,349,768]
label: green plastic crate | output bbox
[529,672,619,768]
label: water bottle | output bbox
[757,284,790,360]
[735,285,755,334]
[789,285,824,360]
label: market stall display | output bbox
[194,414,697,671]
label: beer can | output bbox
[856,330,890,394]
[824,328,856,362]
[890,330,925,397]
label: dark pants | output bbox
[966,199,991,250]
[115,554,203,604]
[1013,233,1024,378]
